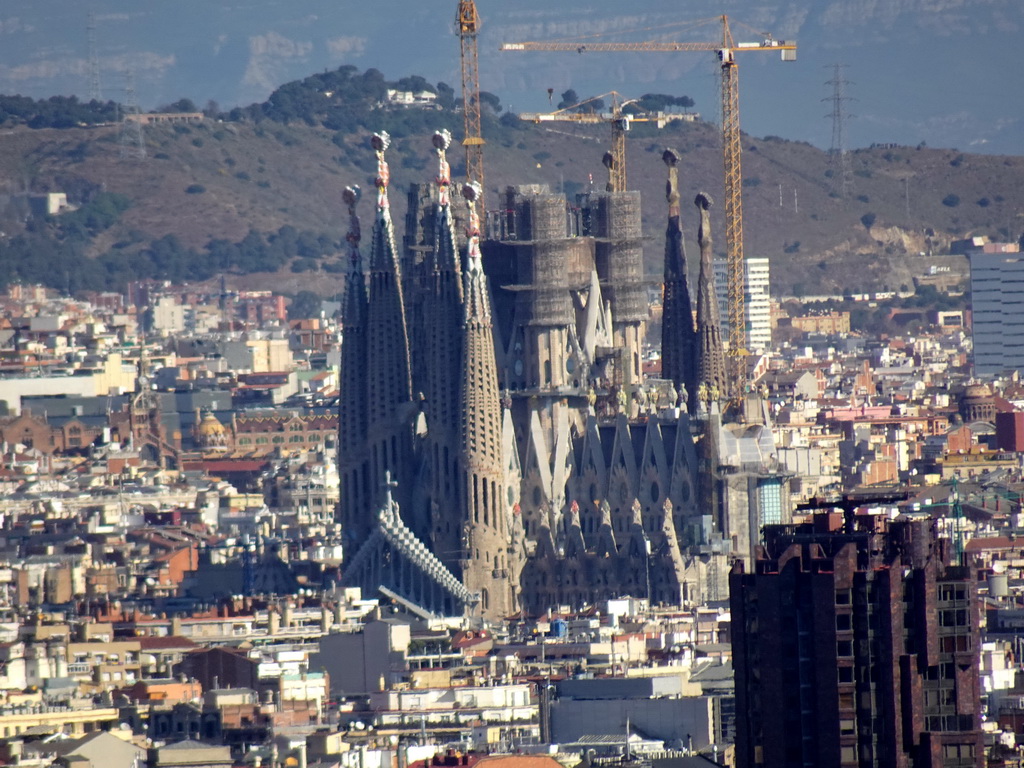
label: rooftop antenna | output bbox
[118,67,146,161]
[823,64,854,198]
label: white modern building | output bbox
[713,257,772,353]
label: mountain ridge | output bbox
[0,0,1020,153]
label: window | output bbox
[758,478,783,525]
[943,744,975,759]
[940,609,968,627]
[939,584,967,601]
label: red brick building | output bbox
[731,514,982,767]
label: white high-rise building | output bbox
[713,257,772,353]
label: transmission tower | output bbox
[823,64,854,198]
[86,7,102,102]
[118,68,146,160]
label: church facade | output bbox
[339,132,752,619]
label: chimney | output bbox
[269,608,280,636]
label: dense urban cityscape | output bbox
[0,3,1023,768]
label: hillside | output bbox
[0,82,1021,297]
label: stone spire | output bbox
[595,500,618,557]
[424,130,467,559]
[564,500,587,559]
[367,132,413,421]
[339,186,369,541]
[660,149,697,409]
[694,192,727,400]
[626,498,649,559]
[457,181,518,619]
[534,504,558,559]
[363,132,414,525]
[656,498,686,605]
[657,499,685,572]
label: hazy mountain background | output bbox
[0,0,1021,154]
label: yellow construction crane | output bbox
[502,15,796,396]
[457,0,485,191]
[518,92,678,193]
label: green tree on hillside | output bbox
[288,290,323,319]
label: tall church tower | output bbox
[509,192,576,392]
[362,132,415,536]
[660,149,697,409]
[423,131,467,559]
[694,192,727,400]
[593,190,646,387]
[457,182,520,619]
[338,187,370,544]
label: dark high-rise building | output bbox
[730,513,982,768]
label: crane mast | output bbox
[606,113,630,193]
[719,18,746,394]
[457,0,485,191]
[502,15,796,398]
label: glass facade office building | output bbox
[970,252,1024,375]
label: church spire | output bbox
[366,131,413,423]
[425,130,467,559]
[694,192,727,401]
[457,180,518,619]
[340,186,367,454]
[431,130,463,280]
[361,132,415,529]
[339,186,369,542]
[660,149,697,409]
[461,182,492,326]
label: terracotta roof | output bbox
[473,757,563,768]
